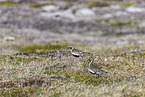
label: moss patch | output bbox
[88,2,110,8]
[96,19,110,23]
[29,3,56,8]
[111,21,138,27]
[0,1,21,7]
[122,3,135,7]
[66,2,74,7]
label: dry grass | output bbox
[0,44,145,97]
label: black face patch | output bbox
[72,54,80,57]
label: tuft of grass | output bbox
[88,2,110,8]
[29,3,56,8]
[0,1,21,7]
[122,3,135,7]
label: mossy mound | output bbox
[111,21,138,27]
[88,2,110,8]
[95,19,110,23]
[122,3,135,7]
[0,1,21,7]
[29,3,56,8]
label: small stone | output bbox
[42,5,59,12]
[75,8,95,17]
[4,36,15,41]
[126,6,145,12]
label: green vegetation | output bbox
[122,3,135,7]
[88,2,110,8]
[111,21,138,27]
[96,19,110,23]
[0,44,145,96]
[66,2,74,7]
[29,3,56,8]
[0,1,21,7]
[19,44,68,54]
[1,87,40,97]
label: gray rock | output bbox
[126,6,145,12]
[4,36,15,41]
[42,5,59,12]
[75,8,95,17]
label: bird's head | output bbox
[69,45,74,51]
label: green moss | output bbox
[29,3,56,8]
[88,2,110,8]
[22,14,31,18]
[0,1,21,7]
[66,2,74,6]
[111,21,132,27]
[122,3,135,7]
[19,44,68,54]
[111,20,138,27]
[96,19,110,23]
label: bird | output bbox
[88,57,107,77]
[69,45,91,58]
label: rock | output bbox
[116,41,128,46]
[110,5,120,9]
[42,5,59,12]
[103,13,112,18]
[75,8,95,17]
[41,6,76,19]
[4,36,15,41]
[126,6,145,12]
[115,11,127,16]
